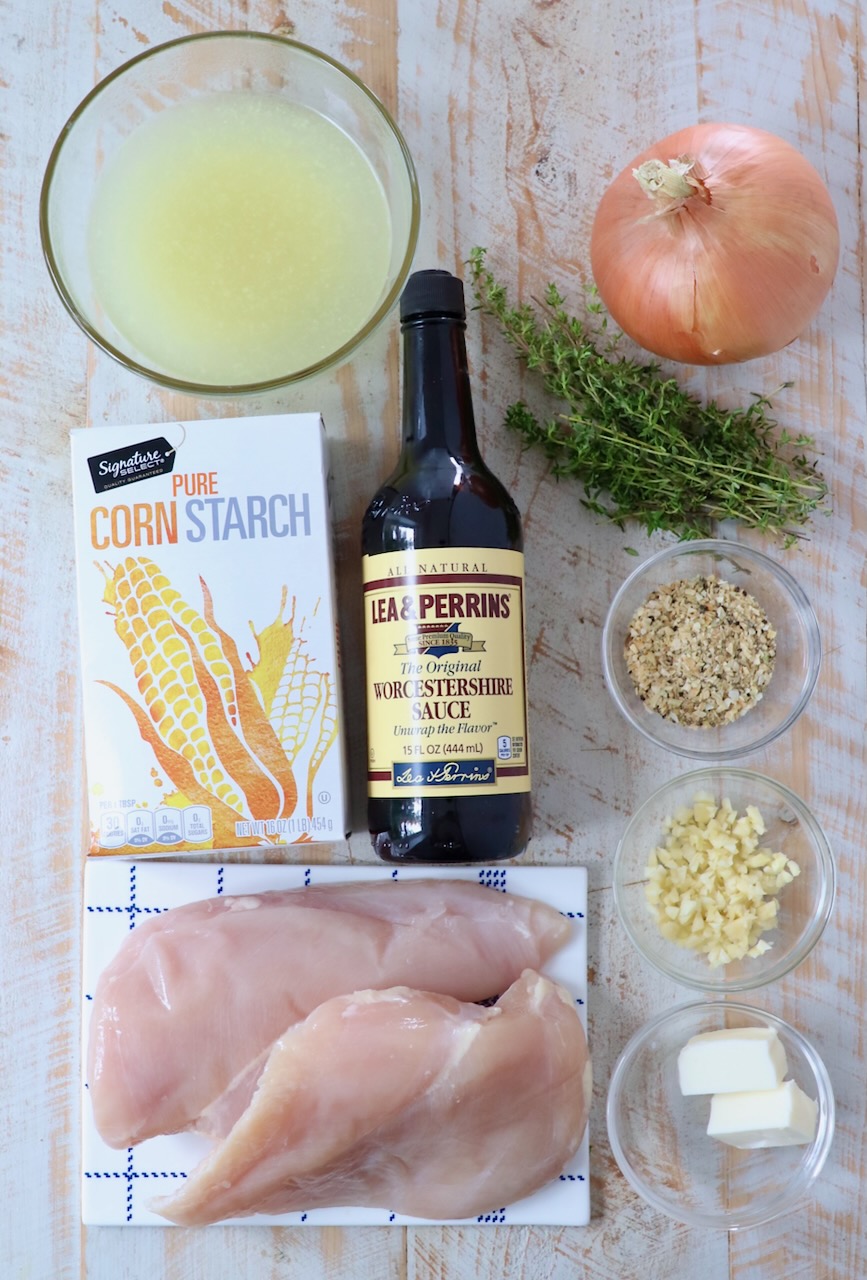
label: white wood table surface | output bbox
[1,1,864,1277]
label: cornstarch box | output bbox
[71,414,348,856]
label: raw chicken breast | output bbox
[155,970,590,1225]
[88,880,570,1148]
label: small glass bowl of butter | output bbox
[606,1000,835,1230]
[613,768,836,993]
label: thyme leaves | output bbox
[468,247,827,546]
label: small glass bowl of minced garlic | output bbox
[613,767,836,993]
[601,539,821,760]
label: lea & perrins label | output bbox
[363,547,531,798]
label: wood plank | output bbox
[0,4,96,1278]
[1,0,863,1275]
[690,4,867,1274]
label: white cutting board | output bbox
[81,861,590,1227]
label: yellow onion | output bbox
[590,123,839,364]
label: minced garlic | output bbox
[644,794,800,968]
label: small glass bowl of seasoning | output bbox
[601,540,821,759]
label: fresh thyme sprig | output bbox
[468,247,828,546]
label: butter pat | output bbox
[707,1080,818,1148]
[678,1027,787,1095]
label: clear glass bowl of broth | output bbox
[40,31,420,394]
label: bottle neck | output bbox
[400,316,480,459]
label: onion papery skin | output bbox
[590,123,840,365]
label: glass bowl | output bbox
[601,540,821,759]
[40,31,420,395]
[613,768,835,992]
[606,1000,835,1230]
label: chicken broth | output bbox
[87,94,392,386]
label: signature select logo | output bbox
[87,435,177,494]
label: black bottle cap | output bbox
[400,268,466,322]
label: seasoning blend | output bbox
[362,269,531,862]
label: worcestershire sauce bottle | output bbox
[362,268,532,862]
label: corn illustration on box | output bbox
[71,414,348,856]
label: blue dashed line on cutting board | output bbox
[478,868,507,891]
[477,1207,507,1223]
[86,865,168,930]
[85,1157,187,1223]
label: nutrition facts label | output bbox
[97,805,214,850]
